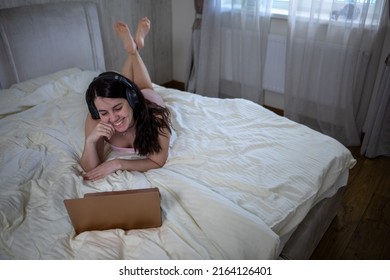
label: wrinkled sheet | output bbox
[0,69,355,259]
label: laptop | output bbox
[64,187,162,234]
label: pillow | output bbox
[0,68,98,118]
[10,68,82,93]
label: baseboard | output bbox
[162,80,185,91]
[263,105,284,116]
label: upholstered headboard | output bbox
[0,1,106,89]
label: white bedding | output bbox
[0,69,356,259]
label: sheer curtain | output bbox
[360,54,390,157]
[284,0,388,146]
[187,0,272,103]
[185,0,203,93]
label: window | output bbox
[291,0,380,25]
[272,0,289,16]
[221,0,289,15]
[221,0,381,24]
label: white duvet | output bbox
[0,68,355,259]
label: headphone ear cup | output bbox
[126,88,139,109]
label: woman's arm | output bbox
[80,114,114,172]
[82,127,170,181]
[120,126,170,170]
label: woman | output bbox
[81,18,171,181]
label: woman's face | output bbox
[94,97,133,133]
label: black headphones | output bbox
[85,72,140,119]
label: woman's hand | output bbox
[81,115,114,173]
[86,122,115,144]
[82,159,121,181]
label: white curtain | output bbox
[185,0,203,93]
[187,0,272,103]
[284,0,388,146]
[360,55,390,157]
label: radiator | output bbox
[263,34,286,94]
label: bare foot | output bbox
[135,17,150,50]
[114,21,137,54]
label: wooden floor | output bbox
[310,146,390,259]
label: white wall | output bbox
[171,0,194,83]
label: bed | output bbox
[0,2,356,260]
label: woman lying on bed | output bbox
[81,18,171,181]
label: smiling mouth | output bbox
[113,118,125,127]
